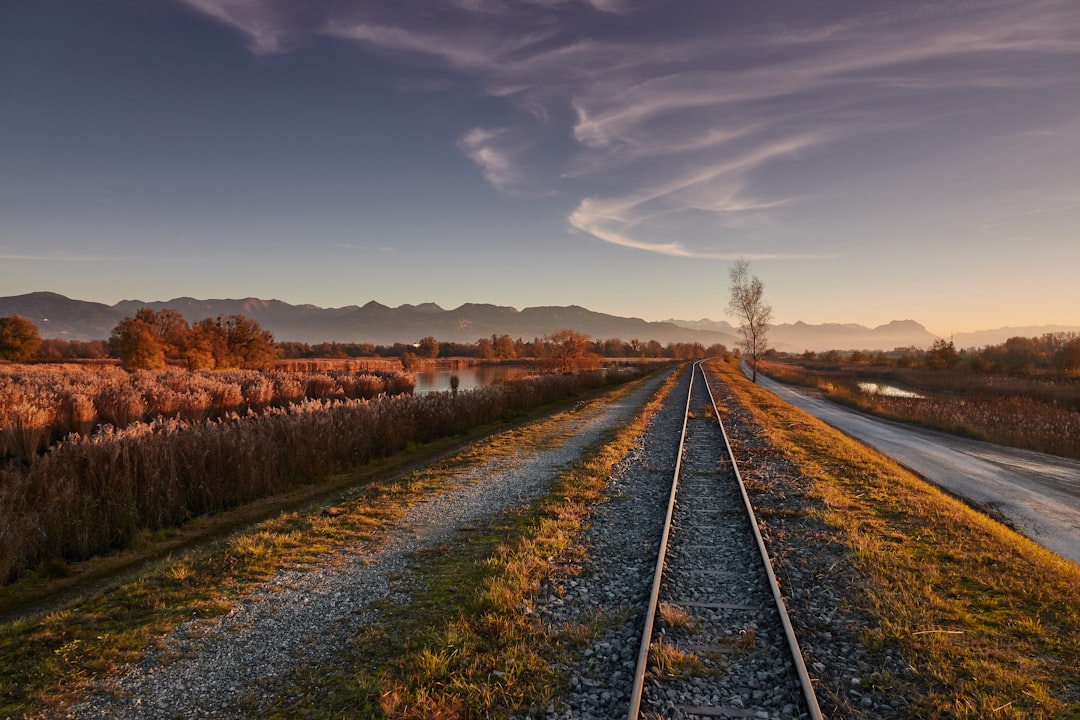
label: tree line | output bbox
[1,312,727,369]
[282,334,725,362]
[796,332,1080,375]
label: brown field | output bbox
[758,358,1080,460]
[0,361,650,586]
[0,362,416,463]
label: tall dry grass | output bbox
[0,364,416,464]
[0,367,644,585]
[759,359,1080,459]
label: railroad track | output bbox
[628,361,822,720]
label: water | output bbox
[858,382,924,399]
[412,364,524,395]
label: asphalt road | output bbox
[752,372,1080,566]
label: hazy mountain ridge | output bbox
[3,292,1073,351]
[951,326,1080,350]
[662,317,939,352]
[2,292,739,347]
[0,292,127,341]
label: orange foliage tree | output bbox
[0,316,42,361]
[111,309,278,371]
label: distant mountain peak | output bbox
[875,319,926,330]
[4,290,1066,351]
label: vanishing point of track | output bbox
[627,361,823,720]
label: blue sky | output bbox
[1,0,1078,336]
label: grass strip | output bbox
[710,357,1080,720]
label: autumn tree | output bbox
[111,315,168,370]
[186,319,227,370]
[142,308,191,362]
[491,334,517,359]
[727,258,772,382]
[601,337,627,357]
[1002,336,1040,370]
[36,338,109,360]
[1056,338,1080,373]
[0,316,42,361]
[227,315,278,368]
[190,315,278,369]
[417,336,440,359]
[542,329,599,373]
[925,338,959,369]
[111,309,276,371]
[110,308,198,370]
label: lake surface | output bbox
[857,382,924,399]
[412,364,525,395]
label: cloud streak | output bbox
[459,128,526,195]
[175,0,297,54]
[175,0,1080,257]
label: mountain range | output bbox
[1,291,1073,352]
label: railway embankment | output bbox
[2,359,1077,719]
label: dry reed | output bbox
[758,359,1080,459]
[0,367,644,585]
[0,365,416,464]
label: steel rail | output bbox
[626,361,696,720]
[701,363,824,720]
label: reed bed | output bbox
[857,392,1079,458]
[0,367,644,586]
[758,359,1080,459]
[0,364,415,463]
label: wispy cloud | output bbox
[568,133,832,257]
[448,0,628,15]
[174,0,297,54]
[458,128,525,195]
[176,0,1080,257]
[323,20,556,72]
[1000,199,1080,220]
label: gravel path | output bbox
[48,372,671,720]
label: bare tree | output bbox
[727,258,773,382]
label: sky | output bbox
[1,0,1078,337]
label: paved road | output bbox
[753,372,1080,566]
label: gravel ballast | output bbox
[524,362,912,719]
